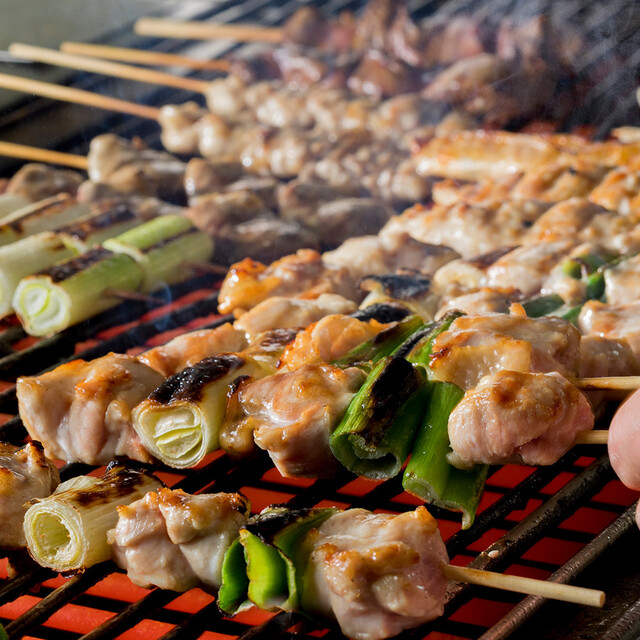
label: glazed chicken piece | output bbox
[17,353,165,465]
[138,323,248,378]
[430,312,581,389]
[218,249,360,316]
[214,217,321,265]
[448,371,594,468]
[436,287,515,319]
[579,210,640,255]
[578,300,640,360]
[304,507,449,640]
[431,174,520,207]
[109,488,249,591]
[0,442,59,549]
[278,314,387,371]
[234,294,357,340]
[5,163,83,202]
[87,135,186,203]
[158,102,207,155]
[234,363,365,476]
[525,199,605,244]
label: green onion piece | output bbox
[0,232,76,317]
[218,538,251,615]
[521,294,565,318]
[332,314,424,368]
[133,355,273,468]
[585,271,605,301]
[58,202,149,254]
[13,248,143,337]
[0,194,29,219]
[330,356,426,479]
[0,194,89,247]
[0,622,7,640]
[406,310,464,368]
[403,381,488,529]
[240,507,337,612]
[103,215,213,292]
[23,465,161,573]
[561,304,583,326]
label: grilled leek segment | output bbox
[23,464,161,573]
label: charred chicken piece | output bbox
[184,158,245,201]
[6,163,83,202]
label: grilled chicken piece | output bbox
[486,240,576,297]
[304,507,448,640]
[225,176,280,211]
[436,287,515,318]
[421,15,489,65]
[579,210,640,255]
[183,158,245,201]
[17,353,164,465]
[279,314,387,371]
[315,198,391,248]
[580,335,640,412]
[589,168,640,214]
[448,371,594,467]
[348,50,418,98]
[578,300,640,360]
[214,217,321,265]
[282,6,327,47]
[603,255,640,306]
[430,313,581,389]
[431,246,515,297]
[525,199,605,244]
[237,364,365,477]
[109,488,249,591]
[0,442,59,549]
[324,233,459,282]
[138,323,248,378]
[234,294,357,340]
[381,201,546,259]
[431,175,520,207]
[277,179,358,225]
[158,102,207,155]
[6,164,83,202]
[218,249,360,316]
[87,135,186,203]
[203,75,253,118]
[184,190,267,236]
[511,164,607,203]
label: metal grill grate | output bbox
[0,0,639,639]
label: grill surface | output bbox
[0,0,639,639]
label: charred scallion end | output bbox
[330,356,426,479]
[0,194,89,247]
[237,507,338,612]
[23,464,161,573]
[13,248,143,336]
[405,310,464,368]
[0,232,76,317]
[359,273,437,320]
[332,314,424,368]
[103,215,213,292]
[133,355,271,468]
[403,382,488,529]
[57,202,149,254]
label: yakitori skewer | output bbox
[0,141,88,170]
[0,72,159,120]
[9,44,209,94]
[135,17,284,44]
[60,41,230,72]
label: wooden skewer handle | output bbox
[574,430,609,445]
[60,42,230,73]
[0,71,160,121]
[9,43,209,94]
[0,141,88,170]
[444,564,605,608]
[135,17,283,43]
[574,376,640,390]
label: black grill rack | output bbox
[0,0,639,638]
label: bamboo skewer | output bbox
[135,17,284,44]
[60,41,230,72]
[575,431,609,445]
[573,376,640,391]
[0,72,160,121]
[444,564,605,608]
[0,141,88,170]
[9,44,210,94]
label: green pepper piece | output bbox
[218,538,250,615]
[403,381,488,529]
[521,294,565,318]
